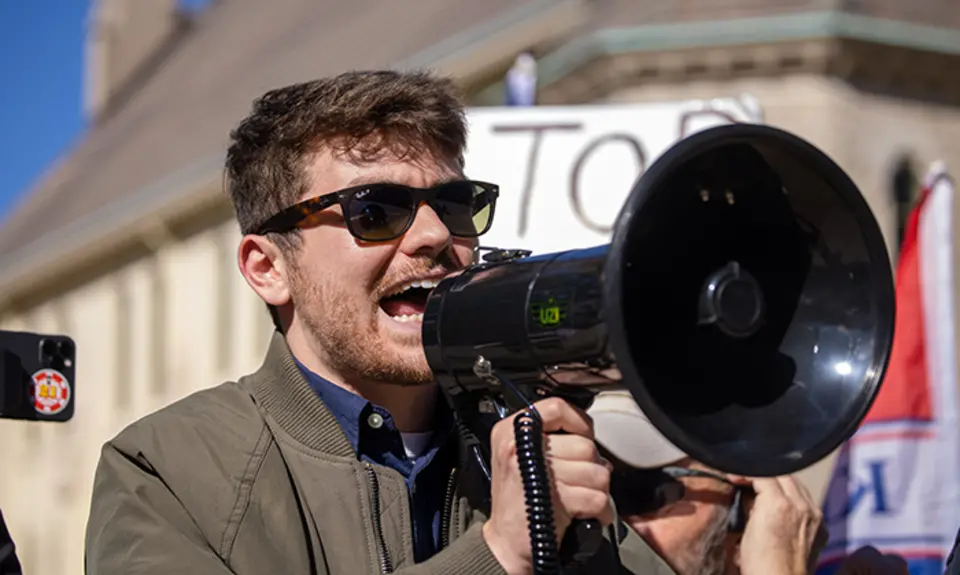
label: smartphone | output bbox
[0,329,76,422]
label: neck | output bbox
[286,331,438,433]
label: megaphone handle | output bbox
[515,410,606,574]
[559,518,605,567]
[473,358,605,572]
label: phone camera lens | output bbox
[57,339,75,359]
[40,338,58,360]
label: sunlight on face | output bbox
[285,148,478,385]
[625,461,740,575]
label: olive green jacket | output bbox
[84,332,675,574]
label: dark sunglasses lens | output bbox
[433,182,496,237]
[346,186,415,241]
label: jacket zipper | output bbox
[440,467,459,549]
[364,462,394,574]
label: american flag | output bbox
[816,162,960,575]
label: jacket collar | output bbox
[248,330,356,458]
[247,330,495,512]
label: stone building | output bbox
[0,0,957,572]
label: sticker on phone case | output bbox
[31,368,71,415]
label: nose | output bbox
[398,201,452,258]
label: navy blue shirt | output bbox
[296,361,456,563]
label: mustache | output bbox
[373,250,466,297]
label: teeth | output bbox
[390,313,424,323]
[387,278,440,298]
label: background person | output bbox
[589,390,907,575]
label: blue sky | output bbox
[0,1,89,220]
[0,0,210,222]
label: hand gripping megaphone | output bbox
[421,123,895,573]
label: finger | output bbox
[776,476,813,511]
[489,419,518,465]
[534,397,594,438]
[746,477,786,498]
[545,434,599,462]
[551,460,611,493]
[599,455,614,473]
[555,485,615,526]
[726,475,754,487]
[780,475,817,510]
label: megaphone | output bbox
[422,122,895,570]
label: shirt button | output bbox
[367,413,384,429]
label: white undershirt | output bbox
[400,430,435,459]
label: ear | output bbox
[238,234,292,307]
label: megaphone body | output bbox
[423,122,895,478]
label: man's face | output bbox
[283,148,477,385]
[624,460,743,575]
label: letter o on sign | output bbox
[569,133,647,234]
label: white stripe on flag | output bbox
[815,163,960,575]
[918,165,960,555]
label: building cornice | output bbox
[533,15,960,106]
[536,11,960,90]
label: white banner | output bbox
[463,95,764,255]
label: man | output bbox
[588,390,910,575]
[83,70,669,574]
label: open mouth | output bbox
[379,279,440,323]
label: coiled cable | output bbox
[514,408,560,575]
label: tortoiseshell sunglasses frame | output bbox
[254,180,500,242]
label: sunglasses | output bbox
[610,465,754,532]
[254,180,500,242]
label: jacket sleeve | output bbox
[387,522,507,575]
[0,509,23,575]
[84,442,236,575]
[387,519,675,575]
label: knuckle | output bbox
[573,437,597,461]
[592,465,611,492]
[769,497,792,516]
[491,418,509,439]
[537,397,564,418]
[590,491,611,514]
[492,433,515,461]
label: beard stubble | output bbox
[683,504,732,575]
[287,258,439,386]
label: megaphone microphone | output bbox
[422,123,896,574]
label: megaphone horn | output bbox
[421,122,895,572]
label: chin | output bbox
[372,318,434,379]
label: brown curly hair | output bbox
[224,69,469,329]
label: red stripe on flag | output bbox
[863,186,933,423]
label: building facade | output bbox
[1,0,959,573]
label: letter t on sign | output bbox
[491,123,583,237]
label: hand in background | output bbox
[734,476,827,575]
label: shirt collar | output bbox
[293,358,455,455]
